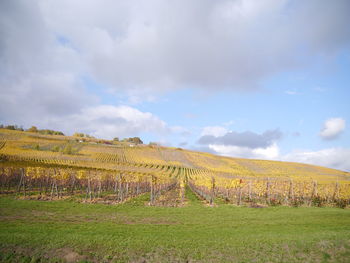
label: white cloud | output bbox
[207,144,350,172]
[55,105,169,139]
[253,143,280,159]
[198,129,282,148]
[1,0,350,128]
[209,142,280,160]
[197,125,349,171]
[319,118,345,140]
[198,128,281,159]
[0,0,92,125]
[35,0,350,93]
[201,126,228,137]
[281,148,350,172]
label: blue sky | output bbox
[1,0,349,170]
[83,50,350,152]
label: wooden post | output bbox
[308,181,316,206]
[266,178,270,204]
[39,180,43,197]
[114,175,118,193]
[23,168,26,197]
[17,168,25,194]
[125,182,129,199]
[97,180,101,198]
[55,179,59,199]
[237,187,242,206]
[7,168,12,192]
[210,177,215,205]
[50,179,55,200]
[70,175,76,195]
[248,180,252,201]
[0,168,3,194]
[45,174,50,195]
[333,182,339,201]
[288,179,294,201]
[311,181,317,198]
[88,177,92,201]
[150,176,154,205]
[118,174,123,202]
[131,182,135,197]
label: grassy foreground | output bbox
[0,188,350,263]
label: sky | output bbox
[1,0,349,171]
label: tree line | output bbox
[0,124,144,145]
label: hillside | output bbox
[0,128,349,206]
[0,128,348,179]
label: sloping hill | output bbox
[0,128,348,181]
[0,128,349,205]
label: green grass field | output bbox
[1,187,350,263]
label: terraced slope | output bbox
[0,128,349,206]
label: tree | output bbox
[27,126,38,133]
[52,145,60,152]
[113,137,119,142]
[128,137,143,145]
[5,125,16,130]
[39,129,64,136]
[62,144,73,155]
[53,131,64,136]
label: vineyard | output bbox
[1,128,350,208]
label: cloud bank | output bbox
[38,0,350,93]
[1,0,350,131]
[282,148,350,172]
[2,0,350,110]
[197,127,282,159]
[197,125,349,171]
[198,129,282,149]
[60,105,169,139]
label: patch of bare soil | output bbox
[17,194,71,201]
[0,246,88,263]
[80,193,143,205]
[249,203,267,208]
[152,186,187,207]
[57,248,86,263]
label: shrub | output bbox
[269,198,281,206]
[311,196,325,207]
[62,144,73,155]
[52,145,60,152]
[27,126,38,133]
[5,125,16,130]
[335,199,348,209]
[291,197,304,207]
[73,132,85,137]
